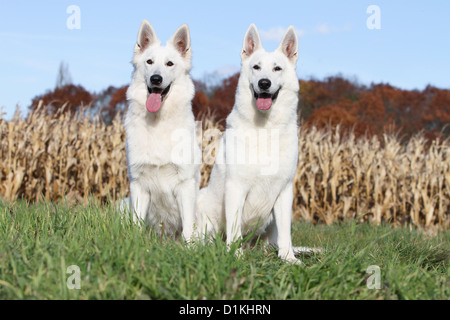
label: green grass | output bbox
[0,199,448,300]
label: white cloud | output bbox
[259,23,353,41]
[316,24,331,35]
[259,26,287,41]
[259,26,305,42]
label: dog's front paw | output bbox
[283,255,302,265]
[279,248,302,265]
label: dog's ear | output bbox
[241,24,262,60]
[170,24,191,59]
[135,20,158,53]
[278,26,298,64]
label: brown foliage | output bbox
[29,84,93,116]
[208,73,239,122]
[192,90,209,119]
[300,77,450,140]
[100,85,129,124]
[109,85,128,110]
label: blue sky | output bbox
[0,0,449,119]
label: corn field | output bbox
[1,106,449,229]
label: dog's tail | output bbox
[292,246,323,254]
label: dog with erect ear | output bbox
[196,24,321,264]
[122,21,201,241]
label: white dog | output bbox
[124,21,200,241]
[197,24,313,264]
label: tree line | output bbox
[28,73,450,141]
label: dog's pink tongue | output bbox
[146,93,162,113]
[256,98,272,110]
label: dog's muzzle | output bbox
[252,86,281,111]
[147,84,171,101]
[145,83,172,113]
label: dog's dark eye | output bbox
[253,65,261,70]
[146,59,153,65]
[274,66,282,72]
[166,61,174,67]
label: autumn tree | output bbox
[208,73,240,122]
[192,80,210,120]
[29,61,93,117]
[300,76,450,140]
[26,69,449,138]
[97,85,129,124]
[29,84,93,116]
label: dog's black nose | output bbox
[258,79,271,90]
[150,75,163,86]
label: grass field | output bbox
[0,199,448,300]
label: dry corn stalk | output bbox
[0,107,448,229]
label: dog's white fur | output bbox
[197,24,307,264]
[124,21,200,240]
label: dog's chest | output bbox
[133,163,183,236]
[137,163,181,210]
[135,163,182,189]
[226,127,298,179]
[227,128,299,231]
[127,124,172,165]
[126,117,198,168]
